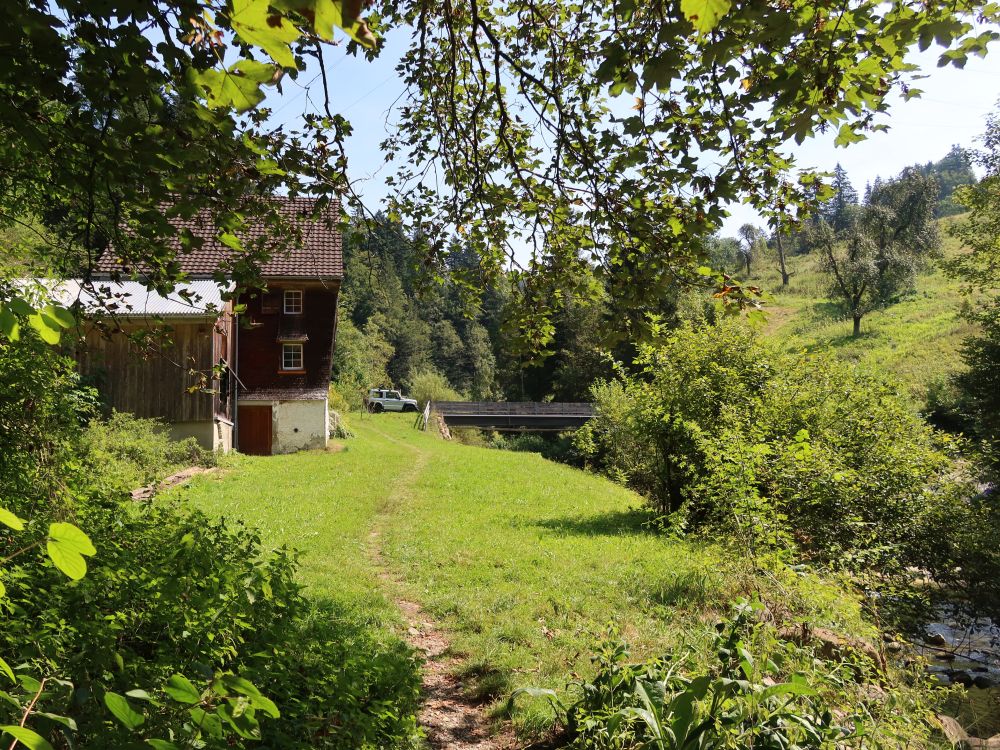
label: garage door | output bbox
[238,405,273,456]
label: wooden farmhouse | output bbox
[66,197,342,455]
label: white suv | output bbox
[365,388,419,413]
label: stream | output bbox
[918,612,1000,737]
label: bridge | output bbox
[430,401,596,431]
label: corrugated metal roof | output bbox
[47,279,233,318]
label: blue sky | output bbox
[268,33,1000,240]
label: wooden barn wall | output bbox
[212,309,235,420]
[79,321,216,422]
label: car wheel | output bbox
[403,404,417,413]
[371,403,384,413]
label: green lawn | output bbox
[749,219,973,407]
[174,414,873,737]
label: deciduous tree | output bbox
[3,0,998,347]
[736,224,765,277]
[949,111,1000,471]
[816,169,939,336]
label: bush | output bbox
[0,499,421,748]
[83,411,214,494]
[407,367,462,408]
[0,322,421,748]
[490,431,581,464]
[515,600,936,748]
[575,323,995,609]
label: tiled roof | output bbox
[98,196,342,281]
[240,386,328,401]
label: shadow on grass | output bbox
[533,507,660,537]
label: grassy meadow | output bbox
[174,413,877,737]
[748,217,973,406]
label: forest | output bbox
[4,0,1000,749]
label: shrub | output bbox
[0,321,421,749]
[407,367,462,408]
[0,499,421,749]
[514,600,936,748]
[83,411,214,495]
[490,431,581,464]
[575,323,994,606]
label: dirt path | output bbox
[365,423,515,750]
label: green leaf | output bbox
[192,60,279,112]
[41,305,74,329]
[230,0,300,68]
[220,677,279,718]
[104,692,145,730]
[217,232,244,252]
[164,674,201,705]
[34,713,77,731]
[834,123,867,147]
[761,679,817,699]
[188,707,224,739]
[0,308,19,341]
[255,158,285,176]
[46,522,96,581]
[7,298,31,316]
[146,741,180,750]
[0,506,25,531]
[217,700,261,739]
[27,313,60,345]
[0,726,54,750]
[312,0,376,48]
[0,657,14,683]
[681,0,731,34]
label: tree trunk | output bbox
[775,232,790,286]
[852,314,862,337]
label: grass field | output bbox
[174,413,874,737]
[748,218,973,407]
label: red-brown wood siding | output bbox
[237,404,272,455]
[237,282,339,398]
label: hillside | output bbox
[174,414,910,743]
[750,217,973,407]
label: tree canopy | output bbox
[948,111,1000,471]
[2,0,999,346]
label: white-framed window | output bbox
[281,343,303,371]
[283,289,303,314]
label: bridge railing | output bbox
[431,401,595,417]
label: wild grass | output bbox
[175,413,875,737]
[748,217,973,407]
